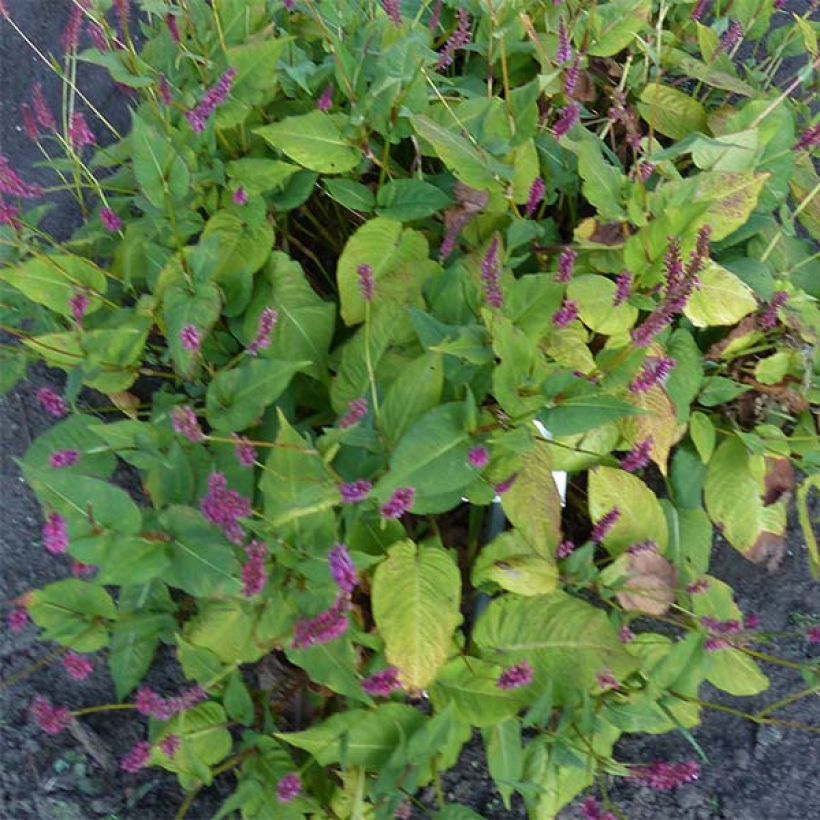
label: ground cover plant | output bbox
[0,0,819,817]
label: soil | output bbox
[1,3,818,820]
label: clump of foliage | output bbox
[1,0,818,817]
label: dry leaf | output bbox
[617,550,678,616]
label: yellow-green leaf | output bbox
[588,466,669,554]
[683,262,757,327]
[693,171,769,241]
[621,385,686,476]
[568,275,638,336]
[372,540,462,691]
[638,85,707,140]
[472,530,559,596]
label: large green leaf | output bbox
[0,254,107,317]
[576,139,626,222]
[185,599,261,664]
[638,85,707,140]
[539,394,643,437]
[375,179,452,221]
[483,719,522,810]
[372,540,462,690]
[501,441,562,557]
[473,591,637,703]
[380,352,444,446]
[336,217,438,326]
[160,506,242,597]
[588,466,669,554]
[568,275,638,336]
[286,638,370,704]
[131,112,189,207]
[206,357,306,433]
[163,279,222,378]
[29,579,116,652]
[255,111,361,173]
[472,530,559,596]
[693,171,768,241]
[22,415,115,478]
[226,158,300,194]
[586,0,652,56]
[109,611,172,699]
[683,262,757,327]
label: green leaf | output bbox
[226,157,300,194]
[706,648,769,696]
[693,171,769,241]
[638,85,707,140]
[483,719,522,810]
[754,351,791,385]
[665,329,703,422]
[21,463,142,537]
[161,506,242,597]
[683,262,757,327]
[94,537,171,585]
[163,280,222,378]
[337,217,437,326]
[430,657,526,727]
[131,112,189,207]
[691,129,760,171]
[698,376,750,407]
[586,0,652,56]
[324,178,376,212]
[576,139,626,222]
[186,599,261,664]
[277,704,426,768]
[412,115,503,194]
[539,394,643,437]
[473,591,637,703]
[472,530,559,596]
[206,357,306,433]
[255,111,361,173]
[501,441,562,558]
[376,179,452,221]
[568,275,637,335]
[109,612,169,699]
[376,404,474,513]
[372,540,462,690]
[0,347,27,395]
[0,254,106,317]
[223,671,254,726]
[287,638,370,704]
[588,466,669,554]
[22,415,115,478]
[29,579,116,652]
[176,635,225,684]
[380,352,444,447]
[690,411,716,463]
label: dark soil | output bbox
[1,3,818,820]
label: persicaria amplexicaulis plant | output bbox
[0,0,818,817]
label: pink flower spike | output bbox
[481,238,503,309]
[166,14,181,44]
[36,388,67,418]
[186,68,237,133]
[361,666,402,697]
[613,272,632,306]
[382,0,401,25]
[241,541,268,597]
[591,507,620,544]
[338,397,368,429]
[71,560,95,578]
[171,406,204,444]
[0,195,20,230]
[357,263,374,302]
[0,154,43,199]
[159,734,180,759]
[179,324,201,353]
[806,626,820,645]
[246,307,278,356]
[596,667,619,691]
[43,512,69,555]
[556,539,575,559]
[7,608,30,633]
[553,103,580,138]
[494,474,517,495]
[232,186,248,206]
[328,544,357,595]
[690,0,709,21]
[21,104,39,141]
[467,446,489,470]
[62,652,93,681]
[69,292,90,327]
[48,449,80,469]
[292,596,350,649]
[619,626,635,643]
[200,472,252,544]
[69,113,96,151]
[524,178,545,218]
[87,23,108,52]
[33,83,56,131]
[794,123,820,152]
[100,207,122,232]
[317,85,333,111]
[552,298,579,328]
[380,487,415,520]
[135,687,166,718]
[232,434,257,468]
[497,661,534,691]
[556,17,572,63]
[437,9,471,70]
[30,696,73,735]
[630,760,700,791]
[61,6,84,53]
[277,773,302,804]
[158,76,173,106]
[555,247,576,284]
[121,741,151,773]
[581,796,617,820]
[620,438,652,473]
[339,480,372,504]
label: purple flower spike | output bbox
[437,9,471,70]
[171,406,204,444]
[581,797,617,820]
[232,186,248,206]
[552,298,579,328]
[497,661,534,691]
[338,398,368,429]
[328,543,357,595]
[596,667,619,691]
[553,103,580,138]
[185,68,237,133]
[630,760,700,791]
[159,734,180,759]
[48,449,80,469]
[292,596,350,649]
[232,434,257,468]
[467,446,489,470]
[362,666,402,697]
[357,263,375,302]
[0,154,43,199]
[36,388,67,418]
[69,113,96,151]
[69,292,90,327]
[591,507,620,544]
[277,773,302,804]
[43,513,68,555]
[719,20,743,53]
[614,272,632,306]
[794,123,820,152]
[246,307,278,356]
[524,178,545,218]
[21,104,39,141]
[179,324,201,353]
[317,85,333,111]
[481,238,503,309]
[63,652,93,681]
[30,696,73,735]
[555,247,576,284]
[7,608,30,633]
[340,480,372,504]
[806,626,820,645]
[200,472,252,544]
[620,438,652,473]
[33,83,56,131]
[241,541,268,597]
[382,0,401,25]
[690,0,709,21]
[100,207,122,232]
[556,17,572,64]
[629,356,676,394]
[166,13,181,43]
[380,487,415,520]
[556,540,576,559]
[120,741,151,773]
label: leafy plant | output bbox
[1,0,818,817]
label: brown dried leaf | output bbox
[747,530,786,571]
[705,315,762,360]
[617,551,678,616]
[762,457,795,506]
[108,391,140,419]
